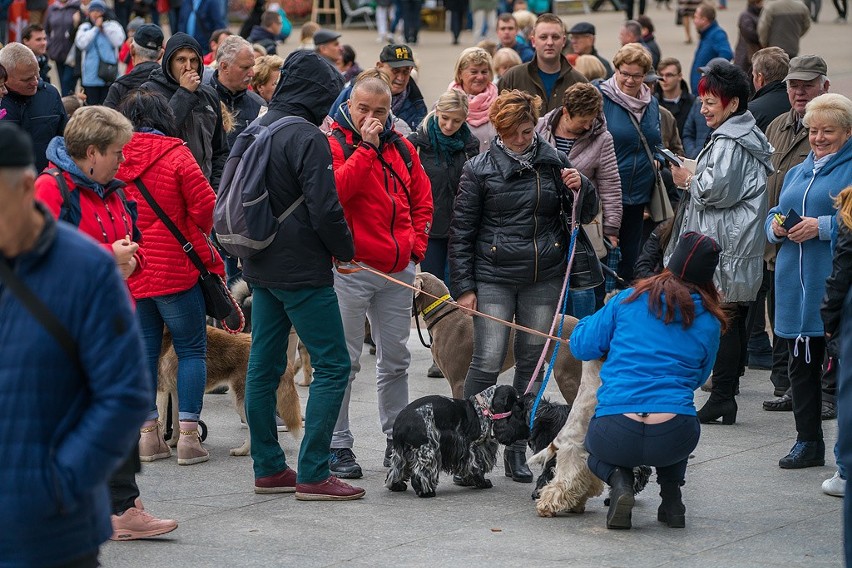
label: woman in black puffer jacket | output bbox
[449,89,600,483]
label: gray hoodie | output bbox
[665,110,774,302]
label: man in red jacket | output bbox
[327,76,433,479]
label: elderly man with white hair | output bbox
[0,42,67,172]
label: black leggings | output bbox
[787,336,826,442]
[585,414,700,484]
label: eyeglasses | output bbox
[618,69,645,81]
[659,73,679,79]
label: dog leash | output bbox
[524,186,583,430]
[336,262,571,346]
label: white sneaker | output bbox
[822,471,846,497]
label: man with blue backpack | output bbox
[217,50,364,501]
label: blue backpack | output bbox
[213,116,306,259]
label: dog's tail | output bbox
[276,363,302,437]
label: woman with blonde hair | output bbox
[766,93,852,468]
[251,54,284,103]
[493,47,522,82]
[449,89,597,484]
[574,54,607,82]
[449,47,498,151]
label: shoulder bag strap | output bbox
[133,177,210,276]
[625,111,658,169]
[0,258,80,365]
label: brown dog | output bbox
[158,326,302,456]
[414,272,583,403]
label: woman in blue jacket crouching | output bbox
[571,231,726,530]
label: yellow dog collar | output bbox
[421,294,451,317]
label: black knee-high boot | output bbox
[606,467,635,529]
[657,480,686,528]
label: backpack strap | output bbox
[42,168,78,226]
[330,129,413,174]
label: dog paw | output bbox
[473,478,493,490]
[388,481,407,492]
[229,442,250,456]
[416,490,436,498]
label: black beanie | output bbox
[668,231,720,285]
[0,122,35,168]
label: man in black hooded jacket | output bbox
[241,50,365,501]
[140,32,228,190]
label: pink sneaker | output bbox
[254,467,297,494]
[295,476,365,501]
[110,507,178,541]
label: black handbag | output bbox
[134,178,235,321]
[97,60,118,83]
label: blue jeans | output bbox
[421,237,449,285]
[136,283,207,421]
[586,414,701,484]
[567,288,596,319]
[463,277,562,399]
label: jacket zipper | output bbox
[383,166,400,270]
[533,170,541,281]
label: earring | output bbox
[90,167,94,175]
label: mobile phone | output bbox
[781,208,803,231]
[657,147,683,167]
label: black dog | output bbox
[495,393,652,501]
[385,385,520,498]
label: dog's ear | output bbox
[413,274,423,299]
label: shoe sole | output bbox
[779,459,825,469]
[606,493,634,529]
[329,469,363,479]
[254,486,296,494]
[295,490,365,501]
[110,524,178,541]
[139,451,171,462]
[178,455,210,466]
[763,404,793,411]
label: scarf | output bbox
[449,81,498,128]
[599,75,652,123]
[496,136,537,170]
[391,83,409,116]
[427,115,470,166]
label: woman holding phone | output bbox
[766,93,852,470]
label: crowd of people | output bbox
[1,0,851,565]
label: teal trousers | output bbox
[245,286,350,483]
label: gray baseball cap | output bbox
[784,55,828,81]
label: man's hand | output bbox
[179,68,201,93]
[360,117,383,148]
[456,291,477,314]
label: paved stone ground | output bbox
[102,334,842,567]
[102,8,850,566]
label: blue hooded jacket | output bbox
[570,287,721,417]
[689,21,734,93]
